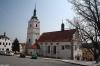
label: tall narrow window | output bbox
[9,43,10,45]
[62,46,64,50]
[0,42,1,45]
[29,39,30,43]
[48,46,50,53]
[53,46,56,54]
[36,24,37,27]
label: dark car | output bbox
[0,51,6,55]
[31,54,37,59]
[20,53,26,58]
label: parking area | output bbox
[0,55,81,66]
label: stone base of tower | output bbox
[25,44,37,55]
[25,44,31,55]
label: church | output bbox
[37,23,81,59]
[26,6,40,55]
[26,6,82,60]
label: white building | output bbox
[37,23,81,59]
[0,33,12,52]
[26,6,40,55]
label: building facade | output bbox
[37,23,81,59]
[0,33,12,52]
[26,6,40,55]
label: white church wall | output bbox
[38,42,72,59]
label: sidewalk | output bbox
[61,60,96,66]
[15,55,100,66]
[43,58,100,66]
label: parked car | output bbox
[10,52,14,56]
[0,51,6,55]
[20,53,26,58]
[31,54,37,59]
[0,51,2,55]
[6,51,14,56]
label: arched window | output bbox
[9,43,10,45]
[6,43,7,45]
[3,42,4,45]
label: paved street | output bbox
[0,55,82,66]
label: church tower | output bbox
[26,6,40,49]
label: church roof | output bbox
[38,29,76,42]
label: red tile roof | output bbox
[38,29,76,42]
[32,43,37,49]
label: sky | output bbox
[0,0,75,43]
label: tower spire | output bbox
[32,3,37,19]
[33,3,36,17]
[61,19,64,31]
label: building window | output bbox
[56,43,59,45]
[36,24,37,27]
[30,24,32,27]
[6,43,7,45]
[51,43,53,45]
[48,46,50,53]
[62,46,64,50]
[0,42,1,45]
[45,43,47,45]
[4,45,6,47]
[53,46,56,54]
[3,42,4,45]
[29,39,30,43]
[6,48,9,52]
[9,43,10,45]
[65,45,70,49]
[75,45,77,50]
[2,48,4,51]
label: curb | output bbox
[61,60,96,66]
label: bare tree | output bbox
[67,15,99,62]
[68,0,100,62]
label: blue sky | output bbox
[0,0,75,43]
